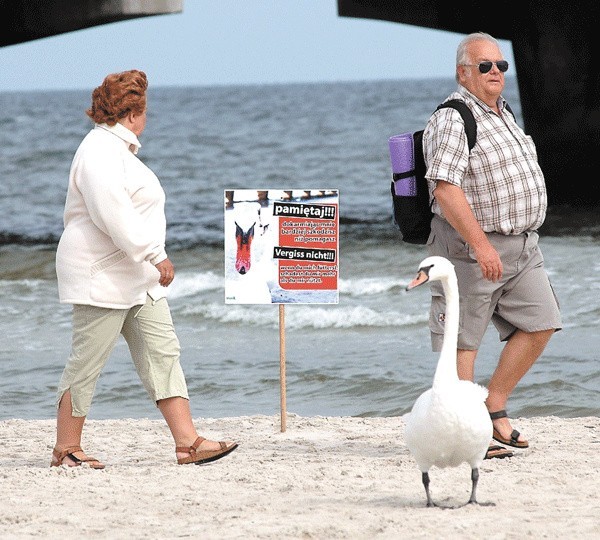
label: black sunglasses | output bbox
[462,60,509,74]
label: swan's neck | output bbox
[432,273,460,387]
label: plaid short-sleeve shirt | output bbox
[423,87,547,235]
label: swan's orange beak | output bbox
[406,269,429,291]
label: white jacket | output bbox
[56,123,168,308]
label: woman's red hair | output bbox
[86,70,148,125]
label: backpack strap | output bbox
[393,169,416,180]
[436,99,477,152]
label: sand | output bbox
[1,414,599,539]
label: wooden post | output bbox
[279,303,286,432]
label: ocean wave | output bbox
[168,271,223,298]
[2,206,599,252]
[338,276,407,296]
[166,268,410,301]
[178,301,426,329]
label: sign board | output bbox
[225,189,339,304]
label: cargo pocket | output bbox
[426,230,435,246]
[429,285,446,337]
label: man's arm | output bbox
[433,180,503,282]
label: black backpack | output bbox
[389,99,477,244]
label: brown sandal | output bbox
[490,410,529,448]
[51,446,105,469]
[176,436,238,465]
[484,444,514,460]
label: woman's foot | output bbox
[176,436,238,465]
[51,446,105,469]
[489,410,529,448]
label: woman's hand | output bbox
[155,258,175,287]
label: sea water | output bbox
[1,79,598,420]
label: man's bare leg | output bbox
[485,329,554,442]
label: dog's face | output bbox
[234,221,255,274]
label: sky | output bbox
[0,1,514,92]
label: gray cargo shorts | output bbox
[427,215,562,351]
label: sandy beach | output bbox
[1,414,599,539]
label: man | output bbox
[423,32,561,458]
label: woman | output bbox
[51,70,237,468]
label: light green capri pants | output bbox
[56,295,189,417]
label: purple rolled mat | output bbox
[388,133,416,196]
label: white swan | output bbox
[404,256,493,507]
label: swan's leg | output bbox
[422,471,436,507]
[468,467,479,504]
[466,467,495,507]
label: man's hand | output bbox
[472,243,503,282]
[434,181,503,282]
